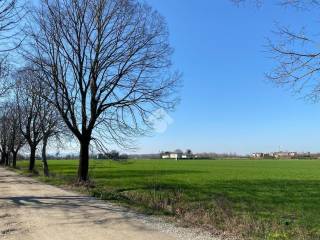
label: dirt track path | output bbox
[0,168,218,240]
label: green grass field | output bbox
[16,159,320,239]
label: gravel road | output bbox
[0,168,220,240]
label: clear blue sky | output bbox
[132,1,320,155]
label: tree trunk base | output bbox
[78,141,90,182]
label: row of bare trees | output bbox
[0,0,180,182]
[0,68,64,176]
[0,102,24,168]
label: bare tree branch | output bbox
[232,0,320,101]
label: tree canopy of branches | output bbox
[0,57,11,98]
[232,1,320,101]
[15,68,63,173]
[26,0,180,181]
[0,102,25,167]
[0,103,11,165]
[6,102,25,167]
[0,0,24,98]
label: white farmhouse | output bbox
[161,151,194,160]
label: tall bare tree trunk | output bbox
[4,152,9,166]
[0,152,4,165]
[12,151,17,168]
[78,140,89,182]
[42,137,49,177]
[29,145,36,172]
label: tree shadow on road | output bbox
[0,195,159,231]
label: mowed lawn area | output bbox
[16,159,320,239]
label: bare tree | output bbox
[0,0,25,98]
[265,12,320,101]
[15,68,46,172]
[0,0,24,47]
[26,0,180,182]
[0,103,10,165]
[186,149,193,155]
[7,103,25,168]
[15,67,67,174]
[232,1,320,100]
[0,101,25,167]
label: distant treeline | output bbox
[17,152,248,160]
[24,151,320,161]
[77,152,248,160]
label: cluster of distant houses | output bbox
[93,149,320,161]
[251,151,312,159]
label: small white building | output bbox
[161,152,194,160]
[252,153,264,158]
[162,153,182,160]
